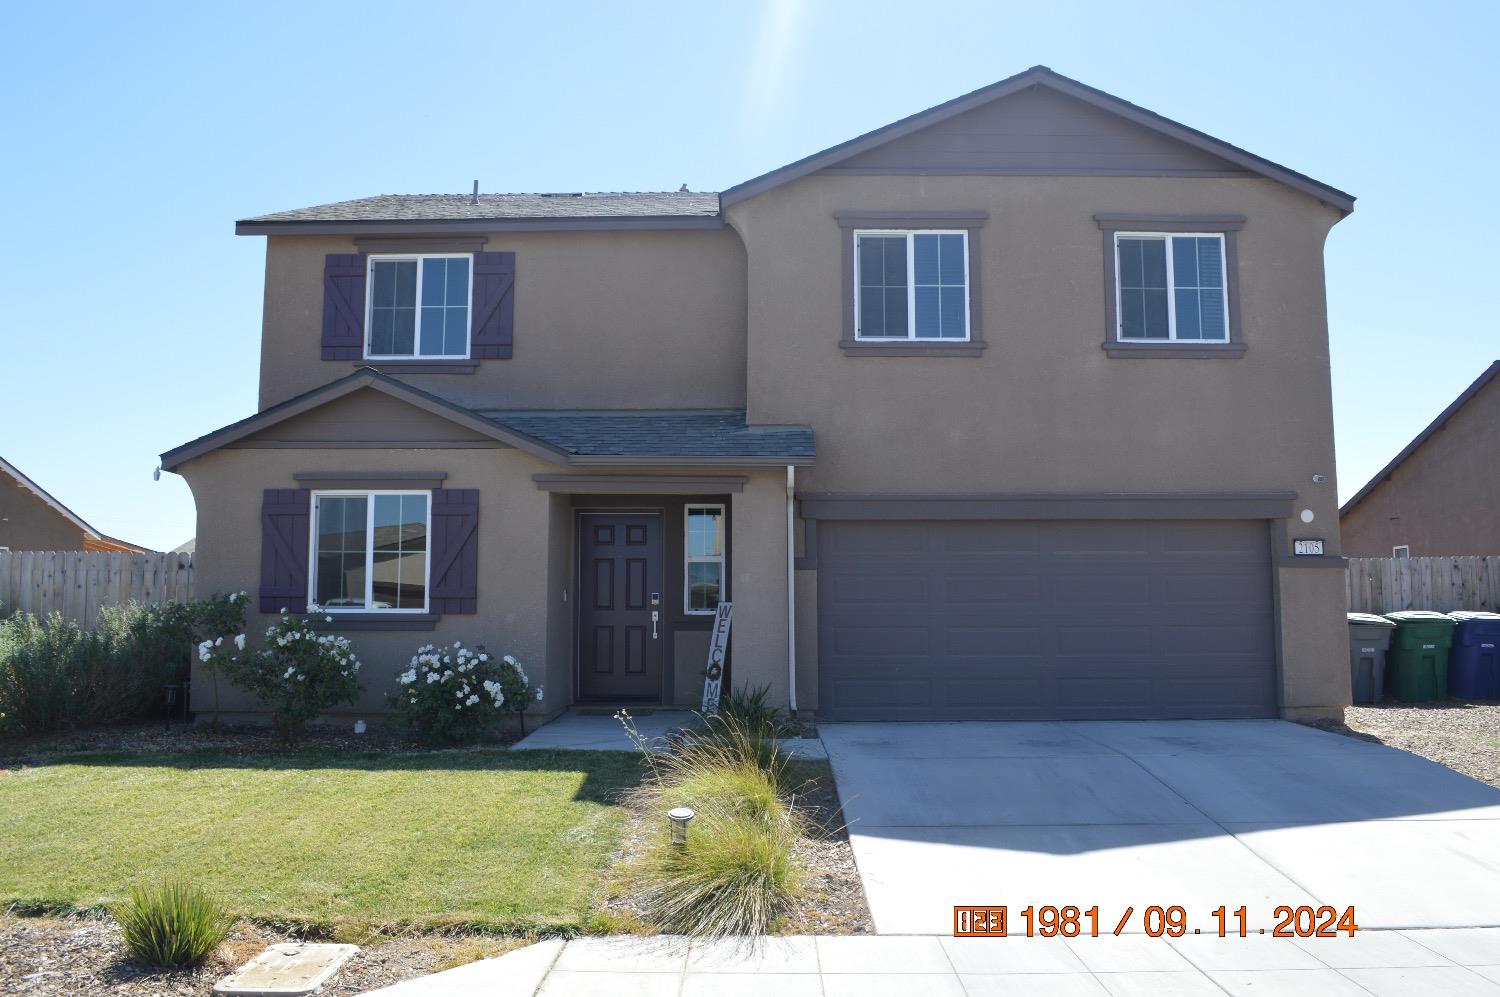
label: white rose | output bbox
[234,634,246,651]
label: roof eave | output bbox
[235,214,725,236]
[564,454,815,468]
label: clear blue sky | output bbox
[2,1,1495,551]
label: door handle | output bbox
[651,610,659,639]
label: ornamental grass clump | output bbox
[115,879,234,968]
[618,710,806,937]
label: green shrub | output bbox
[719,683,790,738]
[0,593,249,738]
[389,641,507,743]
[221,610,363,743]
[115,879,234,968]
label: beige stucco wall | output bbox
[0,481,88,552]
[256,229,747,412]
[1341,375,1500,556]
[179,445,561,719]
[729,173,1349,720]
[178,441,793,721]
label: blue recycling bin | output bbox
[1448,612,1500,700]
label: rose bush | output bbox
[217,608,363,742]
[496,654,544,735]
[388,642,542,743]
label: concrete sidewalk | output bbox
[362,931,1500,996]
[510,710,828,758]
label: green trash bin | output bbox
[1383,611,1458,702]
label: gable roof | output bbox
[1340,360,1500,516]
[159,369,816,471]
[236,66,1352,234]
[0,456,153,553]
[720,65,1355,213]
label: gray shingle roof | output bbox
[243,191,720,224]
[478,409,815,461]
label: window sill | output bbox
[840,340,987,357]
[318,613,440,631]
[354,360,480,374]
[1101,341,1247,359]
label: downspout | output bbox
[786,464,798,714]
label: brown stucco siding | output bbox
[0,482,90,552]
[1341,376,1500,556]
[179,440,792,718]
[257,229,748,412]
[730,172,1347,720]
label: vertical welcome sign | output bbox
[700,601,733,715]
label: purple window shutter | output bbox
[260,489,311,614]
[322,254,367,360]
[469,252,515,359]
[429,489,479,614]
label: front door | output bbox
[577,512,664,701]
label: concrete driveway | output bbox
[821,720,1500,936]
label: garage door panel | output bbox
[818,519,1276,721]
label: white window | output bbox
[1392,545,1411,559]
[365,254,472,359]
[1114,233,1229,342]
[684,504,725,615]
[310,491,430,612]
[854,230,970,341]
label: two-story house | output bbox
[161,66,1354,724]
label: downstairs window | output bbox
[311,491,430,612]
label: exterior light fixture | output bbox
[668,807,695,846]
[1300,509,1315,523]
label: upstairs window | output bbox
[366,254,472,359]
[1114,233,1229,342]
[311,491,429,612]
[854,231,970,341]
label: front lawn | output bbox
[0,748,639,934]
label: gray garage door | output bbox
[816,519,1276,721]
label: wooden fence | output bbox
[1346,556,1500,614]
[0,550,195,624]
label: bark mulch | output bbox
[1323,701,1500,791]
[0,915,525,996]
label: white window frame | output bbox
[308,489,432,614]
[1112,232,1231,343]
[684,503,726,616]
[852,230,971,342]
[363,253,474,360]
[1392,545,1411,559]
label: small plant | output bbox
[389,641,509,743]
[222,608,363,743]
[719,683,790,738]
[496,654,543,735]
[115,879,234,968]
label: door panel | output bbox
[817,519,1276,721]
[579,513,664,700]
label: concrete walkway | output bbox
[511,710,828,758]
[820,720,1500,935]
[361,931,1500,995]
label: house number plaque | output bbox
[1293,539,1325,556]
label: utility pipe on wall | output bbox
[786,464,798,714]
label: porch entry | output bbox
[577,512,664,701]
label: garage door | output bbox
[816,519,1276,721]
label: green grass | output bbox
[0,747,640,934]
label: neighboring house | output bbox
[1340,360,1500,557]
[0,456,152,553]
[161,66,1355,723]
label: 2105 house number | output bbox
[953,905,1359,938]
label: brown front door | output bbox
[577,512,664,701]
